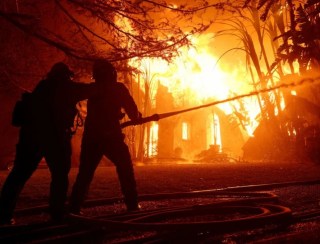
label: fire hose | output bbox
[1,180,320,243]
[68,180,320,232]
[0,191,291,242]
[121,75,320,128]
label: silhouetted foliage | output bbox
[244,0,320,73]
[0,0,226,62]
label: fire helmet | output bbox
[92,59,117,83]
[47,62,74,80]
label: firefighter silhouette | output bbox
[70,60,142,214]
[0,62,99,224]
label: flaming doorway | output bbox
[207,111,222,151]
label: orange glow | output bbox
[117,11,311,160]
[208,113,221,149]
[148,122,158,157]
[130,34,262,137]
[182,122,189,140]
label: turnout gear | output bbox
[0,62,98,224]
[70,60,141,213]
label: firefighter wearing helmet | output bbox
[70,60,142,213]
[0,62,100,224]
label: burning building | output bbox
[153,83,245,161]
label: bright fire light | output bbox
[148,122,158,157]
[129,34,262,137]
[208,113,221,149]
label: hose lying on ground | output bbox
[2,180,320,243]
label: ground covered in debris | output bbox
[1,160,319,207]
[1,160,320,243]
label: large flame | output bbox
[130,34,261,137]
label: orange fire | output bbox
[129,34,262,139]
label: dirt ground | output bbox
[1,160,320,243]
[1,159,320,209]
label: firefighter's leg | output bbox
[0,128,42,224]
[45,134,72,221]
[106,136,139,211]
[69,138,103,214]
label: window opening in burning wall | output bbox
[182,122,189,140]
[209,113,222,151]
[148,122,159,157]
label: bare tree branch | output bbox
[0,0,223,61]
